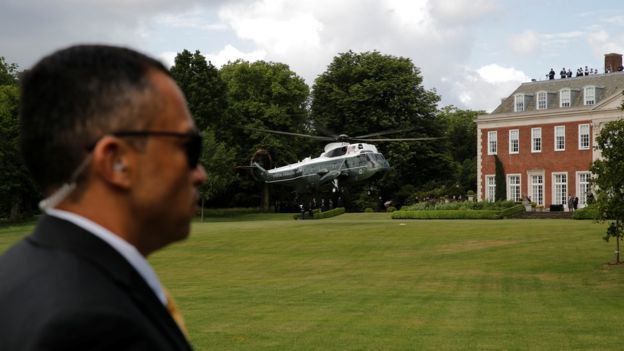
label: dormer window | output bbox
[560,88,571,107]
[584,86,595,105]
[536,91,547,110]
[514,94,525,112]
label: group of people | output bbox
[548,66,600,80]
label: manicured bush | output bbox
[313,207,346,219]
[572,206,599,220]
[392,210,501,220]
[386,206,397,213]
[392,204,526,220]
[364,208,374,213]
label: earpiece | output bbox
[113,162,125,172]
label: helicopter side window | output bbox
[327,146,348,158]
[358,144,363,149]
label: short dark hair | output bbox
[20,45,170,193]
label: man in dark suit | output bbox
[0,45,206,350]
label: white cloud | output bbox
[447,65,529,112]
[586,29,624,59]
[428,0,498,25]
[510,30,539,55]
[205,44,267,67]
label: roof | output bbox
[491,71,624,114]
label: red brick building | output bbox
[477,54,624,209]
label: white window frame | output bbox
[531,127,542,153]
[488,131,497,155]
[537,91,547,110]
[485,175,496,202]
[576,171,591,208]
[578,124,590,150]
[560,88,571,107]
[552,172,568,206]
[509,129,519,154]
[514,94,525,112]
[584,86,595,105]
[554,126,565,151]
[507,174,521,202]
[529,173,544,206]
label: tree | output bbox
[0,56,18,86]
[311,50,450,202]
[197,129,238,220]
[438,106,480,194]
[591,119,624,264]
[169,50,227,131]
[0,84,37,221]
[494,155,506,201]
[219,60,311,210]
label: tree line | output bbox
[0,50,479,220]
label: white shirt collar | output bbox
[46,209,167,305]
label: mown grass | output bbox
[2,214,623,350]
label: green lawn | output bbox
[2,214,623,350]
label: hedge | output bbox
[314,207,345,219]
[293,207,346,220]
[572,207,599,220]
[392,204,526,220]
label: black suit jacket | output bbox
[0,215,193,351]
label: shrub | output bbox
[572,206,599,220]
[313,207,346,219]
[392,210,501,220]
[364,208,374,213]
[386,206,397,213]
[499,204,526,218]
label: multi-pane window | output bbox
[531,175,544,205]
[507,175,521,202]
[486,175,496,202]
[560,88,571,107]
[552,173,567,205]
[555,126,565,151]
[578,172,591,207]
[531,128,542,152]
[579,124,590,150]
[584,86,595,105]
[509,129,519,154]
[488,131,497,155]
[514,94,525,112]
[537,91,547,110]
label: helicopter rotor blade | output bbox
[351,137,442,142]
[354,128,415,139]
[312,124,339,139]
[244,127,334,141]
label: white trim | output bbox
[584,85,596,105]
[551,172,568,206]
[536,90,548,110]
[554,125,565,151]
[576,171,591,208]
[509,129,519,154]
[559,88,571,107]
[531,127,542,153]
[487,130,497,155]
[507,174,521,202]
[485,174,496,202]
[528,171,545,206]
[514,94,525,112]
[578,123,590,150]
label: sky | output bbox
[2,0,624,112]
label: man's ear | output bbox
[91,135,132,189]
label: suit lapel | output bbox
[29,215,192,351]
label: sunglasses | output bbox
[109,130,203,168]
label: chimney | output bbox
[604,53,622,73]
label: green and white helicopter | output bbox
[244,127,437,193]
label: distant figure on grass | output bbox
[0,45,206,350]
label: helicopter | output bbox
[242,127,438,194]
